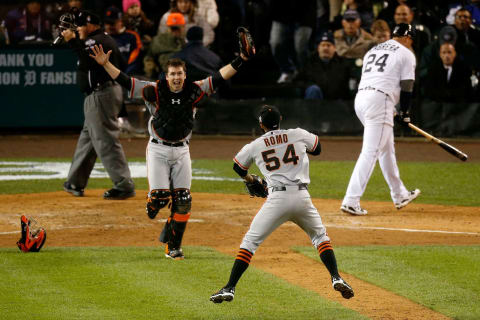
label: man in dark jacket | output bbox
[296,31,352,100]
[424,42,473,102]
[172,26,223,82]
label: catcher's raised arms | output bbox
[244,174,268,198]
[237,27,256,58]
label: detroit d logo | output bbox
[171,99,181,104]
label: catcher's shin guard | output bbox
[17,215,47,252]
[159,189,192,248]
[146,189,171,219]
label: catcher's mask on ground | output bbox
[259,105,282,131]
[16,215,47,252]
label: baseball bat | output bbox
[407,123,468,161]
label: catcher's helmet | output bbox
[259,105,281,130]
[392,23,415,38]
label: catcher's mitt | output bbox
[244,174,268,198]
[237,27,256,58]
[17,215,46,252]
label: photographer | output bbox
[61,10,135,200]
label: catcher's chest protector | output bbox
[152,79,202,141]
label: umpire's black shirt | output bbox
[68,28,125,94]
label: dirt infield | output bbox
[1,135,479,319]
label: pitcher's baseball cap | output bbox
[259,105,281,130]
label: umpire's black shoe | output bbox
[63,182,84,197]
[103,188,136,200]
[210,287,235,303]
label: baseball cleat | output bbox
[63,182,84,197]
[340,204,367,216]
[165,245,184,260]
[332,276,354,299]
[395,189,421,210]
[210,287,235,303]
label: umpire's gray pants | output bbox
[67,83,134,192]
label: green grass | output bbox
[295,245,480,319]
[0,158,478,206]
[0,247,366,320]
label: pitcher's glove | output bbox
[244,174,268,198]
[237,27,256,58]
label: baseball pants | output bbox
[343,90,409,207]
[240,187,330,254]
[67,83,134,192]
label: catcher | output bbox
[210,105,354,303]
[88,27,255,259]
[17,215,46,252]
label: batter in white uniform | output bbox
[210,105,354,304]
[341,23,420,216]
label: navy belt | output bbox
[151,139,188,147]
[271,183,308,192]
[358,86,387,95]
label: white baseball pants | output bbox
[342,90,410,207]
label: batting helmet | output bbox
[392,23,415,38]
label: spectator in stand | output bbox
[331,0,374,32]
[269,0,317,84]
[452,7,480,60]
[424,42,473,103]
[466,0,480,26]
[333,9,373,59]
[197,0,219,31]
[296,31,352,100]
[104,6,143,75]
[172,26,223,82]
[393,4,431,59]
[377,0,408,25]
[419,25,457,80]
[370,19,391,46]
[5,0,53,44]
[122,0,155,47]
[158,0,214,47]
[147,13,186,74]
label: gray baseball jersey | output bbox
[233,128,329,254]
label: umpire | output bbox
[61,10,135,200]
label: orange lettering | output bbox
[283,134,288,143]
[264,138,270,147]
[276,135,282,144]
[270,137,275,145]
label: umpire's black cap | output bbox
[392,23,415,38]
[259,105,281,130]
[76,10,101,26]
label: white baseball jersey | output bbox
[233,128,319,187]
[358,39,416,104]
